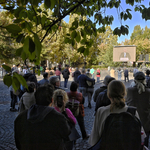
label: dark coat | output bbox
[95,89,111,113]
[124,69,129,77]
[126,86,150,133]
[73,70,81,82]
[14,105,70,150]
[62,69,70,79]
[93,85,107,102]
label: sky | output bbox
[63,0,150,43]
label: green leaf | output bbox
[16,47,23,56]
[34,34,41,58]
[50,0,56,10]
[38,69,40,76]
[76,32,81,43]
[72,20,78,29]
[84,48,89,56]
[71,31,77,38]
[44,0,51,8]
[3,75,12,87]
[14,73,28,89]
[29,38,35,54]
[81,29,86,38]
[21,51,27,61]
[120,12,124,20]
[16,34,24,43]
[78,46,85,53]
[14,19,24,23]
[5,24,22,34]
[128,12,132,19]
[2,65,11,72]
[23,36,29,54]
[12,76,20,91]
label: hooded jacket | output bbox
[14,104,70,150]
[62,69,70,79]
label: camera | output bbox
[57,95,63,108]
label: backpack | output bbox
[86,73,93,87]
[88,107,142,150]
[66,93,80,117]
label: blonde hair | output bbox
[107,80,126,111]
[53,89,68,106]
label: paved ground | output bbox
[0,70,149,150]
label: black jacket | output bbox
[95,89,111,114]
[93,85,107,102]
[14,105,70,150]
[74,70,81,82]
[62,69,70,79]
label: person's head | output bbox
[49,76,60,88]
[103,75,112,85]
[53,89,68,108]
[107,80,126,111]
[97,68,99,70]
[146,69,150,76]
[107,77,115,85]
[25,82,36,93]
[76,67,78,71]
[87,68,90,72]
[43,72,48,79]
[134,71,146,94]
[35,84,54,106]
[70,81,78,92]
[81,69,85,74]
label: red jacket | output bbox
[96,69,100,77]
[55,70,61,76]
[67,91,84,117]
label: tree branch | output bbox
[41,0,86,43]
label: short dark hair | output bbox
[25,82,35,93]
[146,69,150,75]
[35,84,54,106]
[70,82,78,92]
[43,72,48,78]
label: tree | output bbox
[130,25,143,42]
[0,11,20,64]
[1,0,150,90]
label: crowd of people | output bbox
[6,63,150,149]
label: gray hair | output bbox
[135,79,146,94]
[49,76,59,86]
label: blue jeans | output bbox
[97,77,100,82]
[64,78,68,88]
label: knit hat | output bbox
[103,75,112,85]
[134,71,145,80]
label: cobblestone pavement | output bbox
[0,70,149,150]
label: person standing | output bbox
[90,68,95,78]
[86,68,95,108]
[110,68,115,78]
[96,68,100,83]
[124,68,129,82]
[77,69,95,108]
[55,68,61,81]
[73,67,81,83]
[117,68,123,80]
[67,82,89,140]
[14,85,71,150]
[133,67,138,77]
[126,71,150,135]
[38,72,49,86]
[62,65,70,88]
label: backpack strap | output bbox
[127,106,137,116]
